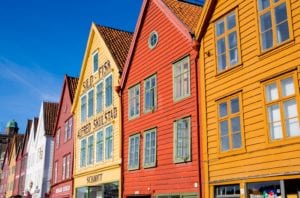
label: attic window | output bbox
[148,31,158,49]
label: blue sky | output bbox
[0,0,142,132]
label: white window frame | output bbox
[96,130,104,163]
[105,125,113,160]
[96,80,104,113]
[128,134,140,170]
[105,74,113,108]
[143,128,157,168]
[62,155,66,180]
[93,50,99,73]
[144,75,157,113]
[87,134,94,165]
[80,95,87,123]
[87,88,94,118]
[173,56,191,101]
[173,117,191,163]
[56,129,60,149]
[128,84,140,119]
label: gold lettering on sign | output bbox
[93,107,118,129]
[78,123,91,138]
[82,75,94,93]
[87,174,102,183]
[98,60,111,79]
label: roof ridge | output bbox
[95,23,134,34]
[177,0,203,7]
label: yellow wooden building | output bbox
[72,23,132,198]
[196,0,300,197]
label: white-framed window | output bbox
[148,31,159,49]
[81,95,87,123]
[87,135,94,165]
[96,130,104,162]
[56,129,60,149]
[257,0,290,51]
[105,125,113,160]
[54,161,58,183]
[215,11,239,72]
[88,89,94,118]
[128,134,140,170]
[173,56,190,101]
[96,81,103,113]
[143,128,156,168]
[174,117,191,163]
[93,51,98,73]
[64,118,72,142]
[66,154,70,179]
[105,74,113,107]
[80,139,87,167]
[144,75,157,112]
[264,75,300,140]
[128,84,140,119]
[62,156,66,180]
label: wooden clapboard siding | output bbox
[198,0,300,195]
[122,0,200,196]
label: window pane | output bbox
[216,20,225,36]
[268,104,283,140]
[231,117,241,133]
[81,96,87,122]
[275,3,287,24]
[260,12,273,50]
[281,77,295,97]
[266,83,278,102]
[275,3,289,43]
[96,83,103,113]
[105,75,112,107]
[262,30,273,50]
[227,13,236,30]
[88,90,94,117]
[219,102,227,117]
[93,53,98,73]
[231,98,239,114]
[284,99,300,137]
[220,120,229,136]
[277,21,289,43]
[228,32,238,66]
[217,38,226,71]
[247,181,281,198]
[258,0,270,11]
[217,38,226,54]
[221,136,229,151]
[232,132,242,149]
[174,64,181,76]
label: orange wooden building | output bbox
[196,0,300,197]
[120,0,202,197]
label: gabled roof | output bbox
[120,0,202,88]
[15,134,24,160]
[162,0,202,33]
[95,25,133,70]
[33,117,39,138]
[43,102,59,136]
[66,75,79,102]
[21,119,32,155]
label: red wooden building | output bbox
[49,75,78,198]
[13,119,32,197]
[120,0,202,197]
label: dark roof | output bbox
[162,0,203,33]
[66,75,79,102]
[15,134,24,155]
[33,117,39,138]
[95,25,133,69]
[43,102,59,136]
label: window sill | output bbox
[173,94,192,104]
[128,167,139,171]
[215,63,243,78]
[258,39,295,60]
[217,147,246,158]
[143,164,156,169]
[266,135,300,149]
[143,107,157,115]
[128,114,140,121]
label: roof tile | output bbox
[43,102,59,136]
[95,25,133,69]
[66,75,79,102]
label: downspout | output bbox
[192,38,202,197]
[119,86,125,198]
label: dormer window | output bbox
[93,51,98,73]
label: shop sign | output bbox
[78,107,117,138]
[55,185,70,194]
[87,174,102,183]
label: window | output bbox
[105,125,113,160]
[87,135,94,165]
[54,161,58,183]
[143,129,156,168]
[64,118,72,142]
[105,75,113,107]
[66,154,70,179]
[173,56,190,100]
[258,0,290,51]
[56,129,60,149]
[148,31,159,49]
[96,82,103,113]
[62,156,66,180]
[93,51,98,73]
[215,11,239,72]
[174,117,191,163]
[218,95,242,152]
[128,84,140,119]
[128,134,140,170]
[81,95,87,122]
[80,139,86,167]
[215,184,240,198]
[96,130,104,162]
[264,75,300,141]
[144,75,157,112]
[88,89,94,118]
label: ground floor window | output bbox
[215,184,240,198]
[76,182,118,198]
[247,179,300,198]
[156,194,198,198]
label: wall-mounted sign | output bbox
[55,185,70,194]
[87,174,102,183]
[78,107,117,138]
[98,60,111,79]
